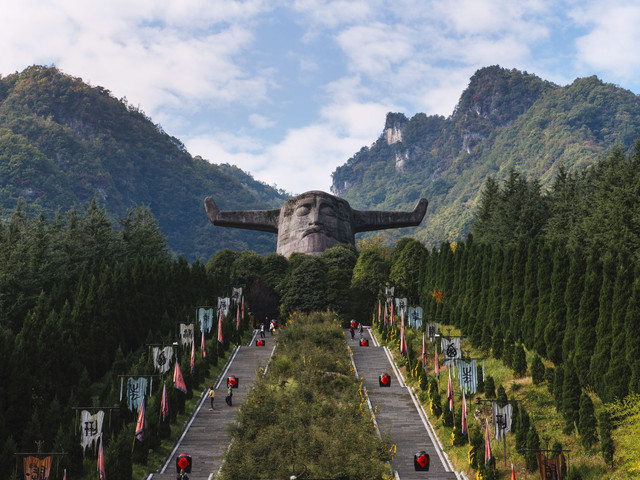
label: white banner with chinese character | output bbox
[395,298,408,317]
[231,287,243,305]
[80,410,105,452]
[217,297,230,317]
[492,403,513,441]
[426,322,439,342]
[458,359,477,394]
[179,323,194,347]
[441,337,461,367]
[408,306,423,329]
[152,346,174,374]
[124,377,149,412]
[198,308,214,333]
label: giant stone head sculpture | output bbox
[205,190,427,258]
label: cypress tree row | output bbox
[545,242,569,364]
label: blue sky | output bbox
[2,0,640,194]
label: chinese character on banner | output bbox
[427,322,438,342]
[80,410,105,453]
[441,337,461,367]
[492,402,513,441]
[152,347,174,374]
[198,307,214,333]
[458,359,478,394]
[217,297,230,317]
[24,455,52,480]
[179,323,194,347]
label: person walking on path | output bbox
[270,319,276,336]
[208,385,215,410]
[350,326,355,340]
[226,384,233,406]
[260,322,265,338]
[358,322,363,341]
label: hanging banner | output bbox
[198,307,214,334]
[231,287,243,305]
[179,323,194,348]
[458,359,478,394]
[408,306,423,329]
[395,297,408,318]
[152,346,174,374]
[80,410,105,452]
[125,377,149,412]
[536,452,565,480]
[441,337,461,367]
[426,322,439,342]
[492,403,514,441]
[23,456,52,480]
[217,297,230,317]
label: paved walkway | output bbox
[347,328,463,480]
[148,330,275,480]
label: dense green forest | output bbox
[332,65,640,250]
[0,65,287,260]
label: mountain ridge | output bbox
[0,65,287,260]
[331,65,640,247]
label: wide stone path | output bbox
[348,328,462,480]
[148,330,275,480]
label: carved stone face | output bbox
[276,191,355,257]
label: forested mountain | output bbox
[0,65,287,260]
[332,65,640,247]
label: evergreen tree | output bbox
[496,385,508,407]
[499,245,514,331]
[105,427,133,480]
[578,392,598,448]
[545,242,569,364]
[626,270,640,393]
[512,344,528,378]
[590,249,616,398]
[562,360,581,434]
[554,364,565,412]
[531,354,545,385]
[599,410,614,468]
[562,248,586,364]
[603,249,633,402]
[508,239,527,338]
[521,240,539,349]
[491,327,504,360]
[484,376,496,398]
[515,407,530,455]
[534,242,553,355]
[503,330,515,367]
[574,249,601,388]
[525,424,541,472]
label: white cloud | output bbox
[572,3,640,79]
[249,114,276,129]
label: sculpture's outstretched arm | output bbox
[352,198,428,233]
[204,197,280,233]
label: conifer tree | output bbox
[499,245,514,331]
[521,240,539,349]
[603,249,632,402]
[562,247,586,364]
[512,344,527,377]
[509,239,527,338]
[515,407,530,455]
[562,360,581,434]
[554,364,564,412]
[491,327,504,360]
[599,410,614,468]
[574,249,601,387]
[625,269,640,393]
[484,376,495,398]
[578,392,598,448]
[590,249,616,398]
[545,242,569,364]
[531,354,545,385]
[525,424,541,472]
[503,330,515,367]
[534,242,553,356]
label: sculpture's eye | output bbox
[320,205,336,217]
[296,205,311,216]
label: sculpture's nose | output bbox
[310,206,322,225]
